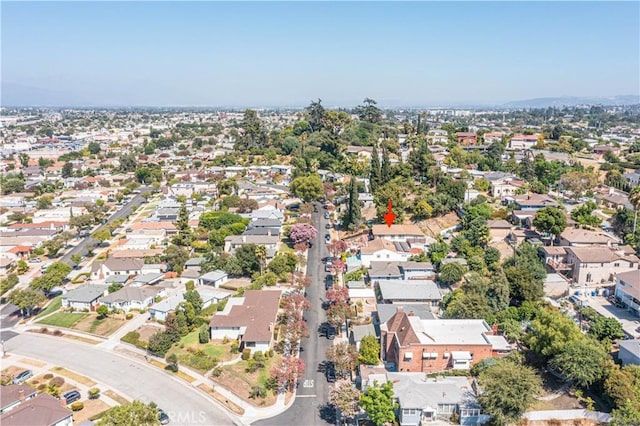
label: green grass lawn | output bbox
[35,296,62,318]
[37,312,88,328]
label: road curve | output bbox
[5,333,238,426]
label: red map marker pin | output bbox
[384,200,396,228]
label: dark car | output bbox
[63,390,81,405]
[325,223,332,229]
[318,323,336,339]
[46,289,63,298]
[325,363,337,382]
[158,408,170,425]
[325,275,334,290]
[322,300,335,310]
[12,370,33,384]
[324,233,331,243]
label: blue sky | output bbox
[2,1,639,107]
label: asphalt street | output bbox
[60,187,152,266]
[255,207,335,426]
[4,333,238,426]
[0,303,21,330]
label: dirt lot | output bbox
[72,398,111,423]
[212,355,281,407]
[1,366,24,383]
[137,324,163,342]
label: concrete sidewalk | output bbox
[114,344,295,425]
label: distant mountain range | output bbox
[1,81,638,109]
[502,95,640,108]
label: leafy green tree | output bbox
[267,253,297,277]
[164,245,189,274]
[96,304,109,318]
[326,342,359,377]
[484,247,501,269]
[358,335,380,366]
[198,323,210,344]
[199,211,245,230]
[88,142,101,155]
[183,290,203,315]
[604,364,640,409]
[8,288,45,317]
[166,353,179,372]
[92,228,112,242]
[359,381,397,426]
[532,206,567,245]
[108,282,123,294]
[380,148,391,185]
[445,291,492,321]
[477,360,542,425]
[70,254,82,265]
[464,216,490,247]
[549,339,607,387]
[504,264,544,304]
[19,152,30,167]
[610,400,640,426]
[438,262,466,284]
[560,170,598,200]
[329,379,362,421]
[97,400,161,426]
[118,154,137,172]
[370,144,381,192]
[148,331,177,356]
[290,174,324,202]
[237,109,266,150]
[343,177,362,231]
[588,316,625,344]
[526,307,584,360]
[374,182,407,223]
[356,98,382,124]
[570,201,602,227]
[306,99,325,132]
[235,244,261,276]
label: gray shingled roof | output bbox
[63,285,109,303]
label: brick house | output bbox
[381,308,511,373]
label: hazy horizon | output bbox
[2,2,639,107]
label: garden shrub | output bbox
[49,377,65,387]
[241,348,251,361]
[70,402,84,411]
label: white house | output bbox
[99,286,160,313]
[61,285,109,311]
[198,270,229,287]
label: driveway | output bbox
[4,333,238,426]
[254,206,334,426]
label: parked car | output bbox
[325,362,337,382]
[325,223,332,229]
[28,258,42,263]
[63,390,81,405]
[12,370,33,384]
[325,275,334,290]
[46,288,63,298]
[324,212,330,219]
[318,323,336,339]
[324,233,331,243]
[158,408,170,425]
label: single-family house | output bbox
[148,294,184,322]
[223,235,279,259]
[513,194,558,211]
[566,246,639,285]
[388,373,485,426]
[455,132,477,145]
[376,280,442,307]
[375,303,435,326]
[558,228,621,247]
[198,270,229,287]
[614,270,640,317]
[508,134,540,150]
[0,385,37,414]
[361,238,413,268]
[350,323,377,351]
[99,286,160,312]
[131,273,164,287]
[0,391,73,426]
[209,290,281,353]
[195,286,233,309]
[381,308,511,373]
[489,177,525,199]
[91,258,144,280]
[618,340,640,366]
[61,285,109,311]
[371,224,426,243]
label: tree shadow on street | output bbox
[318,402,337,425]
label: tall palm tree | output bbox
[255,245,267,275]
[629,186,640,233]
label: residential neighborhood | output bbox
[1,99,639,426]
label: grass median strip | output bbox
[104,390,129,405]
[50,367,97,387]
[19,358,46,367]
[197,384,245,415]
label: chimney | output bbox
[491,324,498,335]
[396,306,404,314]
[408,310,414,317]
[18,389,25,402]
[267,229,271,237]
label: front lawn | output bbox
[72,314,126,336]
[38,312,88,328]
[36,296,62,318]
[166,331,235,373]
